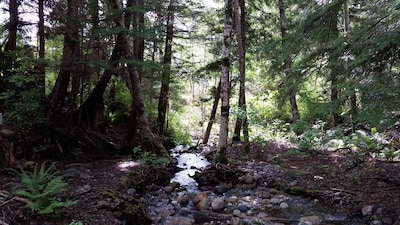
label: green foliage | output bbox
[133,146,170,168]
[298,131,317,152]
[166,110,192,146]
[291,120,310,135]
[11,162,77,216]
[0,55,47,142]
[380,147,400,161]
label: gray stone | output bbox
[178,207,189,216]
[214,183,231,194]
[258,212,268,218]
[166,216,192,225]
[238,204,248,212]
[298,221,312,225]
[227,196,239,202]
[371,220,383,225]
[211,197,225,211]
[279,202,289,209]
[243,174,254,184]
[362,205,374,216]
[375,207,383,215]
[196,199,210,211]
[177,193,189,206]
[126,188,136,195]
[230,217,243,225]
[270,197,282,205]
[382,216,393,224]
[233,209,242,216]
[164,185,174,193]
[299,216,322,225]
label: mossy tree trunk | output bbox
[217,0,233,164]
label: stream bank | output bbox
[145,144,392,225]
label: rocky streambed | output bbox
[145,145,399,225]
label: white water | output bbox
[170,145,210,192]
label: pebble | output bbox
[214,183,231,194]
[362,205,374,216]
[279,202,289,209]
[211,197,225,211]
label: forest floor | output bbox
[1,139,400,225]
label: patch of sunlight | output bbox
[117,160,141,172]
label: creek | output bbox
[145,145,367,225]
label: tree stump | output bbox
[0,129,16,166]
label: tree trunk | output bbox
[158,0,175,135]
[1,0,18,112]
[217,0,233,163]
[203,80,221,144]
[108,0,167,155]
[77,32,125,128]
[344,0,357,126]
[47,0,82,118]
[232,0,249,150]
[37,0,45,97]
[278,0,300,122]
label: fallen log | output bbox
[193,210,299,224]
[193,210,231,223]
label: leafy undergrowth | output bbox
[1,136,400,224]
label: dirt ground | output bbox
[1,140,400,225]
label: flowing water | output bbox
[169,145,210,192]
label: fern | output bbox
[13,162,77,216]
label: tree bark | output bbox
[278,0,300,122]
[203,80,221,144]
[232,0,249,150]
[0,0,18,112]
[37,0,46,98]
[108,0,167,155]
[47,0,82,118]
[158,0,175,135]
[217,0,233,163]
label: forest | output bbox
[0,0,399,224]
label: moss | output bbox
[215,147,228,164]
[286,186,321,197]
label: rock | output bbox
[237,204,248,212]
[178,207,190,216]
[382,216,392,224]
[371,220,383,225]
[211,197,225,211]
[227,195,239,202]
[233,209,241,216]
[230,216,243,225]
[270,188,279,194]
[375,207,383,215]
[194,192,208,204]
[299,216,322,225]
[257,212,268,218]
[126,188,136,195]
[270,197,282,205]
[298,221,312,225]
[362,205,374,216]
[253,172,262,181]
[170,181,180,189]
[214,183,231,194]
[166,216,193,225]
[243,174,254,184]
[164,185,174,193]
[177,193,189,206]
[196,199,210,211]
[279,202,289,209]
